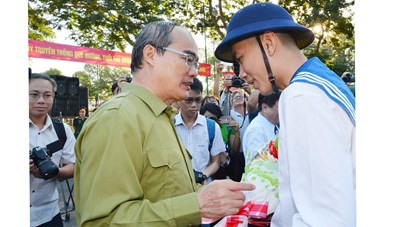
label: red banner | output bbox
[198,63,211,76]
[29,39,131,68]
[29,39,212,74]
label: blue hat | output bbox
[215,2,315,62]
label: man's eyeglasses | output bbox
[184,97,202,105]
[233,95,244,100]
[29,92,54,101]
[162,47,199,70]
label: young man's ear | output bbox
[260,32,278,56]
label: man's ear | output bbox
[260,32,278,56]
[142,44,157,66]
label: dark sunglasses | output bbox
[184,97,202,104]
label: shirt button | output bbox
[30,204,32,207]
[32,190,35,193]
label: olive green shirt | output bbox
[74,84,201,226]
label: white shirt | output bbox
[29,115,76,226]
[174,114,226,184]
[271,83,356,227]
[242,112,276,165]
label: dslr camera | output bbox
[30,147,59,179]
[231,61,245,88]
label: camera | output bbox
[231,76,245,88]
[231,61,245,88]
[30,147,59,179]
[341,72,355,83]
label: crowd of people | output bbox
[29,2,355,227]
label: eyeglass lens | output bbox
[185,97,202,104]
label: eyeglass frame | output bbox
[29,92,55,101]
[160,47,200,70]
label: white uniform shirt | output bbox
[242,112,276,165]
[271,83,356,227]
[174,114,226,184]
[29,115,76,226]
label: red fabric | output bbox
[225,201,269,227]
[198,63,211,76]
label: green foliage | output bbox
[72,64,130,105]
[42,68,64,76]
[28,3,56,41]
[279,0,355,76]
[29,0,355,79]
[28,0,182,51]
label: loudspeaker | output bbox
[67,77,79,96]
[51,97,67,117]
[66,97,79,116]
[50,75,68,97]
[79,86,89,116]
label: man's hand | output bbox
[196,179,255,219]
[216,63,224,74]
[223,77,233,88]
[29,159,42,178]
[242,82,252,95]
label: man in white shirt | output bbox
[242,92,280,165]
[29,73,76,227]
[215,3,356,226]
[175,78,226,184]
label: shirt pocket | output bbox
[144,149,185,198]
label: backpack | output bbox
[46,117,67,155]
[205,118,215,151]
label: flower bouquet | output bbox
[207,136,279,227]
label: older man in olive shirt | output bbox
[74,21,254,226]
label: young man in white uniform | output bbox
[215,3,356,226]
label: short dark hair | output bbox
[130,21,179,73]
[111,82,118,93]
[258,92,281,110]
[190,77,203,94]
[29,73,57,93]
[200,103,223,120]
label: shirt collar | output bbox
[29,114,53,131]
[175,112,205,127]
[121,83,171,117]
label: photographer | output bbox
[219,62,255,117]
[29,73,75,226]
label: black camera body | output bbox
[231,61,245,88]
[30,147,59,180]
[231,76,245,88]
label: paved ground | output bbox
[57,178,77,227]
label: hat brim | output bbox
[215,19,315,62]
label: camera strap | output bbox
[46,117,67,155]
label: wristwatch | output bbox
[194,171,208,183]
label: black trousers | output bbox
[37,212,63,227]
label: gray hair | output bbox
[130,20,179,73]
[29,73,57,92]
